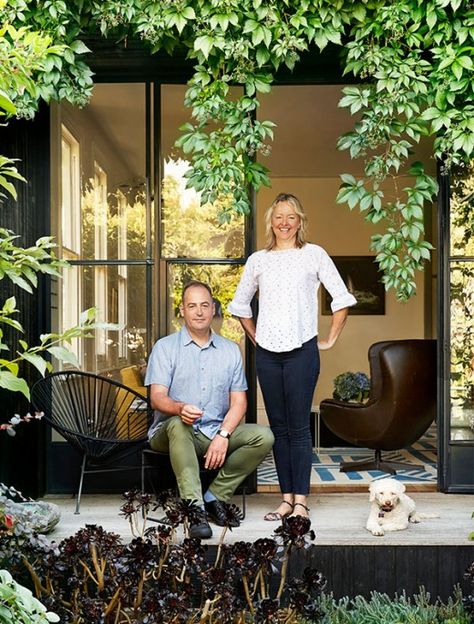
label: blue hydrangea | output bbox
[332,371,370,402]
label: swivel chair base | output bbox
[340,449,424,475]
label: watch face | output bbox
[219,430,229,438]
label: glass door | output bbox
[158,84,248,373]
[50,83,153,492]
[49,82,255,493]
[440,159,474,492]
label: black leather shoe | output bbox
[204,499,241,527]
[189,517,212,539]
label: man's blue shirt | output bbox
[145,326,247,440]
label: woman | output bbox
[228,193,356,520]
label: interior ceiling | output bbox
[87,83,435,181]
[87,83,147,181]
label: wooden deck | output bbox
[44,491,472,546]
[42,492,474,599]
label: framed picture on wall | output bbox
[321,255,385,315]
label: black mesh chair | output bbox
[31,371,152,513]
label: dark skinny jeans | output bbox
[256,337,320,495]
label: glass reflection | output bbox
[60,264,147,374]
[450,261,474,441]
[161,158,244,259]
[167,263,245,350]
[59,84,147,261]
[450,160,474,257]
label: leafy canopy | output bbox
[0,9,107,399]
[1,0,473,300]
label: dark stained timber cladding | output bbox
[373,546,396,596]
[330,546,352,597]
[417,546,439,597]
[300,546,474,600]
[0,104,51,497]
[395,547,418,597]
[352,547,375,597]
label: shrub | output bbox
[318,588,470,624]
[0,569,59,623]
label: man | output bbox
[145,280,274,539]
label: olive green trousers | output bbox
[150,416,274,505]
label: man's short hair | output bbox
[182,280,213,303]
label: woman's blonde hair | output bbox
[264,193,308,250]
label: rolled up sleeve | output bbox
[228,257,258,318]
[318,250,358,313]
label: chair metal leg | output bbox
[141,450,146,493]
[240,487,246,520]
[340,449,425,475]
[75,454,87,514]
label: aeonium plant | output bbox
[9,489,325,623]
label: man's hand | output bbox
[204,435,229,470]
[179,404,203,426]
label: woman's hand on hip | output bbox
[317,337,334,351]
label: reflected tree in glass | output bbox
[168,264,245,347]
[161,158,244,259]
[450,161,474,437]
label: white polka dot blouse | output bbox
[228,243,357,353]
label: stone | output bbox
[6,500,61,534]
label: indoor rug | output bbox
[257,429,437,489]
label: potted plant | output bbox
[332,371,370,403]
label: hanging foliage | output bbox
[0,0,473,300]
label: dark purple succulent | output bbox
[274,515,315,549]
[254,597,280,623]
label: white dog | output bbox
[366,477,439,536]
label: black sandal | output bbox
[292,502,310,516]
[264,500,294,521]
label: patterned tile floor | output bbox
[257,430,437,489]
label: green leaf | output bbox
[70,40,91,54]
[194,35,214,59]
[0,90,16,115]
[181,6,196,19]
[0,371,30,398]
[0,176,17,199]
[340,173,357,185]
[47,346,79,367]
[256,47,270,66]
[7,272,33,293]
[0,360,19,375]
[20,352,49,377]
[457,55,473,70]
[2,297,17,315]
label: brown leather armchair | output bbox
[319,339,437,474]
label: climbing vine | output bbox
[1,0,473,300]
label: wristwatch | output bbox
[217,429,231,439]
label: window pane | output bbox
[450,261,474,441]
[57,84,147,260]
[450,160,474,257]
[167,263,245,350]
[161,85,245,259]
[58,264,147,373]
